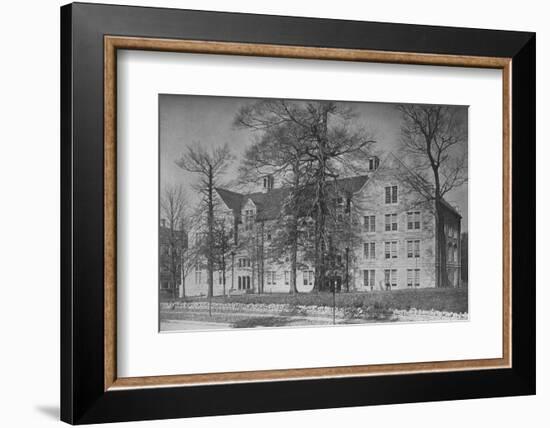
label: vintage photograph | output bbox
[159,95,468,332]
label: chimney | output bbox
[262,174,274,192]
[368,156,380,171]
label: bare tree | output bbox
[397,104,467,287]
[160,184,190,299]
[212,218,233,296]
[175,143,233,298]
[235,100,376,292]
[235,106,313,294]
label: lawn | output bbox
[178,287,468,314]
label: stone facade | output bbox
[179,153,462,296]
[352,154,461,290]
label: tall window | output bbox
[385,185,398,204]
[408,269,420,287]
[407,240,420,258]
[239,276,251,289]
[363,269,375,289]
[284,271,290,286]
[244,209,255,230]
[363,215,376,232]
[303,270,314,286]
[407,211,421,230]
[266,271,276,285]
[384,269,398,288]
[363,242,376,259]
[385,213,398,231]
[385,241,398,259]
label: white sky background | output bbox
[159,94,469,231]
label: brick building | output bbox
[182,153,462,296]
[159,220,188,299]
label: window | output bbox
[407,269,420,287]
[284,271,290,286]
[238,258,251,268]
[385,185,398,204]
[385,213,397,231]
[407,211,421,230]
[266,271,276,286]
[244,209,255,231]
[384,241,398,259]
[195,270,202,284]
[384,269,397,288]
[303,270,314,286]
[240,275,251,290]
[266,231,272,241]
[391,269,398,286]
[363,215,376,232]
[407,240,420,258]
[363,242,375,259]
[368,157,379,171]
[363,269,375,289]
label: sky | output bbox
[159,94,468,231]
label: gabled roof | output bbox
[215,175,368,222]
[215,188,245,214]
[331,175,369,194]
[248,188,291,221]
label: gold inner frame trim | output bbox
[104,35,512,391]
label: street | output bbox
[161,319,231,331]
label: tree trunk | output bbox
[222,253,226,296]
[207,169,214,298]
[435,200,448,288]
[289,164,300,295]
[313,106,329,292]
[258,224,264,294]
[180,252,186,299]
[345,247,350,292]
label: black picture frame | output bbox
[61,2,535,424]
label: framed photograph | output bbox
[61,2,535,424]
